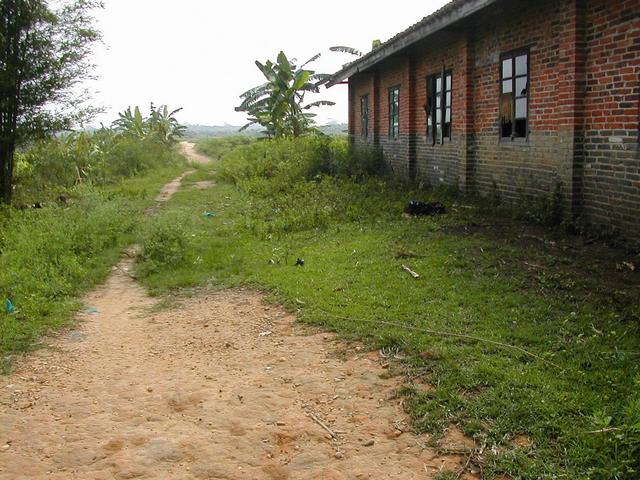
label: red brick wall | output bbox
[469,0,576,202]
[582,0,640,233]
[346,0,640,235]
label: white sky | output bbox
[89,0,450,127]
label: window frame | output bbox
[360,94,369,138]
[426,70,452,145]
[499,48,530,141]
[388,85,400,140]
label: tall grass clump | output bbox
[14,130,182,204]
[213,136,413,237]
[196,136,256,161]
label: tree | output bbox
[112,104,186,145]
[0,0,101,204]
[236,51,335,138]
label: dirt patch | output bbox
[189,180,216,190]
[180,142,211,165]
[0,263,472,479]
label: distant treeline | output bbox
[183,123,348,139]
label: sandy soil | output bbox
[0,152,476,479]
[180,142,211,165]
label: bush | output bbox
[210,136,410,237]
[138,216,189,275]
[14,131,182,204]
[196,136,256,161]
[217,135,385,187]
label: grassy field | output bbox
[137,137,639,479]
[0,153,185,370]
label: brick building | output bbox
[328,0,640,235]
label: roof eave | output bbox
[327,0,498,87]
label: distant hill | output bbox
[183,123,348,139]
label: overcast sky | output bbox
[89,0,450,127]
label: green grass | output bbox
[195,135,256,161]
[137,137,639,479]
[0,163,185,369]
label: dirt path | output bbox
[180,142,211,165]
[0,150,473,479]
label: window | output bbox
[388,86,400,139]
[360,95,369,138]
[500,51,529,139]
[427,72,452,144]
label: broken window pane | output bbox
[501,118,513,138]
[516,77,528,96]
[515,118,527,137]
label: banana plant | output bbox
[236,51,335,138]
[112,104,185,145]
[148,104,187,145]
[112,106,149,139]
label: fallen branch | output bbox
[587,427,622,434]
[305,409,337,439]
[402,264,420,279]
[524,262,546,270]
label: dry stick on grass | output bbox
[326,314,565,371]
[402,264,420,279]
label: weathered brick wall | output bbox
[582,0,640,234]
[411,32,471,188]
[344,0,640,235]
[351,74,375,148]
[469,0,577,202]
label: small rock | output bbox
[362,439,374,447]
[334,451,344,459]
[276,421,286,426]
[1,444,10,451]
[146,387,153,393]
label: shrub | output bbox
[14,131,182,204]
[138,216,189,275]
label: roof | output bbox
[327,0,499,87]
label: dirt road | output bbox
[0,144,473,479]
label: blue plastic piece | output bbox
[5,299,15,314]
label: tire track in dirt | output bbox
[0,146,476,479]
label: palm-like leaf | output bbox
[329,46,363,57]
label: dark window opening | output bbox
[388,86,400,139]
[360,95,369,138]
[500,51,528,139]
[427,71,452,144]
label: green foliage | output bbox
[236,51,335,137]
[138,215,189,276]
[113,104,186,145]
[0,164,183,363]
[140,136,640,479]
[217,135,385,186]
[196,136,256,161]
[13,110,185,204]
[0,0,102,203]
